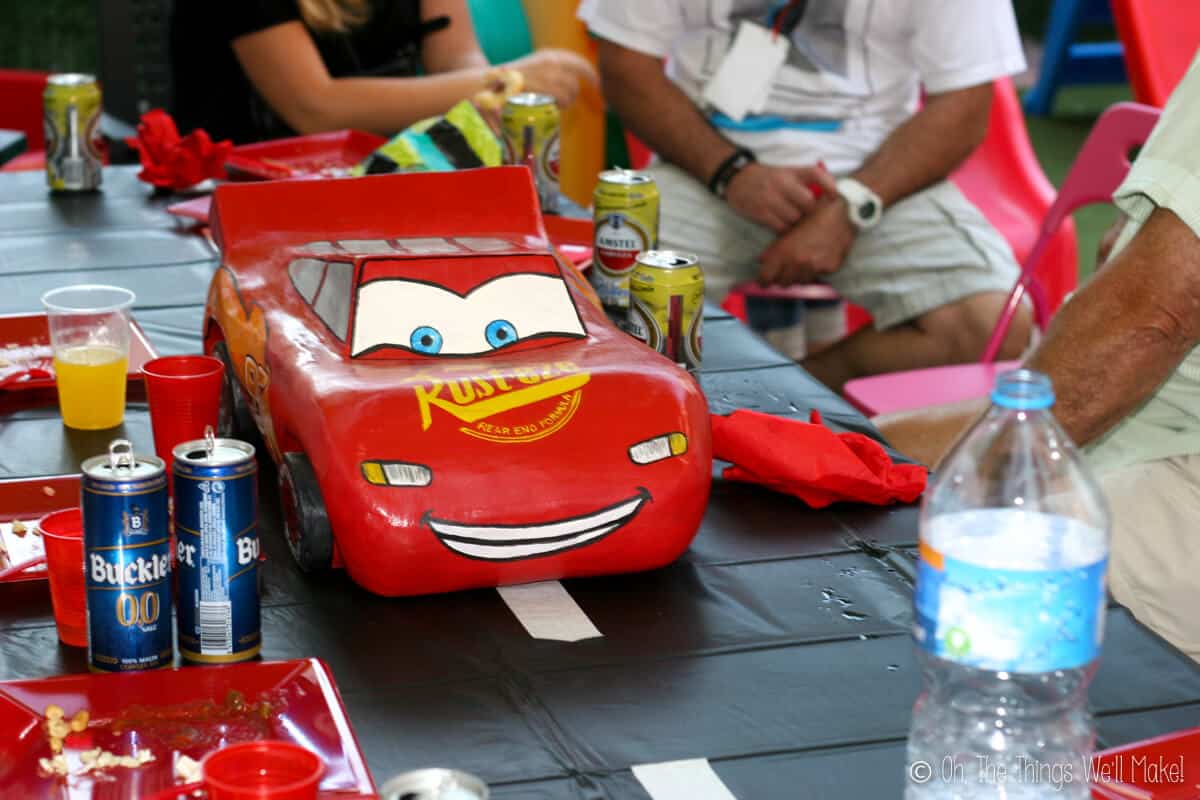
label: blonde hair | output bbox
[298,0,370,32]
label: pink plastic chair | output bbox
[842,101,1161,417]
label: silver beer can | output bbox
[379,768,489,800]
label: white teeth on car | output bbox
[427,492,648,561]
[437,524,622,560]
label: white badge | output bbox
[701,20,789,122]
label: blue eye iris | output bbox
[410,326,443,354]
[485,319,518,349]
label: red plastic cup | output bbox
[39,508,87,647]
[142,355,225,463]
[201,741,325,800]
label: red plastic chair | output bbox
[1112,0,1200,107]
[842,101,1161,417]
[954,78,1077,316]
[0,69,49,172]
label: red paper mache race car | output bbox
[204,168,712,596]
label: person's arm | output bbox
[420,0,489,73]
[595,38,833,233]
[876,207,1200,466]
[232,22,596,135]
[851,83,993,207]
[758,83,994,285]
[1026,207,1200,444]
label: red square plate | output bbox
[166,195,213,225]
[226,130,386,181]
[1091,727,1200,799]
[0,475,79,583]
[0,658,376,797]
[0,313,157,391]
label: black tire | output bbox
[278,452,334,573]
[211,339,258,443]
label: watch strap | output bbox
[708,148,757,198]
[835,177,883,229]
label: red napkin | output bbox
[711,409,927,508]
[125,109,232,190]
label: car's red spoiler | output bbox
[210,167,548,260]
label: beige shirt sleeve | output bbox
[1114,52,1200,238]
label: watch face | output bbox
[857,200,878,221]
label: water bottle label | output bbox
[914,543,1108,672]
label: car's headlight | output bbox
[629,433,688,465]
[361,461,432,487]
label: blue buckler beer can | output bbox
[173,427,260,664]
[82,439,173,672]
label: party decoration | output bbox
[354,100,503,176]
[205,167,712,596]
[712,409,926,507]
[125,110,232,190]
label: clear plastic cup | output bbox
[41,284,136,430]
[39,508,87,647]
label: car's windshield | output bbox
[350,255,586,358]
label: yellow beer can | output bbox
[628,250,704,372]
[501,92,560,212]
[44,73,103,192]
[591,169,659,312]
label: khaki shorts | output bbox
[648,162,1020,330]
[1100,456,1200,664]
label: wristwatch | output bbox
[835,177,883,230]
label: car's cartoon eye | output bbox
[409,326,444,354]
[484,319,518,349]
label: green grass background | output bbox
[2,0,1130,280]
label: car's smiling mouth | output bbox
[424,488,650,561]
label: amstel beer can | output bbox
[591,169,660,312]
[44,73,103,192]
[502,92,560,212]
[627,250,704,372]
[82,440,173,672]
[173,428,261,664]
[380,768,490,800]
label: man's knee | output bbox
[913,292,1032,362]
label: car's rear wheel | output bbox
[278,452,334,573]
[211,339,258,444]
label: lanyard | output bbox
[771,0,808,39]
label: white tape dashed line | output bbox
[632,758,738,800]
[496,581,602,642]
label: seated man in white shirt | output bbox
[879,53,1200,663]
[578,0,1033,391]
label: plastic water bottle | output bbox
[905,370,1110,799]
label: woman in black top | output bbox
[171,0,596,143]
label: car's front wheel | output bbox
[210,339,258,444]
[278,452,334,573]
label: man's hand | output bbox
[757,197,856,285]
[508,49,599,109]
[725,163,837,233]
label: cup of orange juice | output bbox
[41,284,136,430]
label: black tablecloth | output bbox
[1,168,1198,799]
[0,130,26,167]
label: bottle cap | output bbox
[991,369,1054,410]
